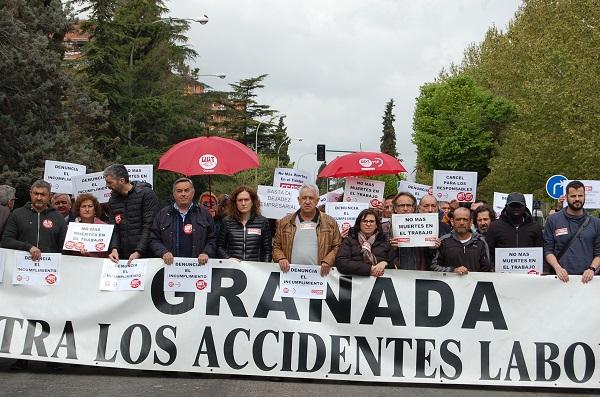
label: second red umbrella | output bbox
[318,151,406,178]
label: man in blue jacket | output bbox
[544,180,600,283]
[149,178,216,265]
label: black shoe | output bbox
[10,359,29,371]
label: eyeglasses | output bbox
[361,219,376,224]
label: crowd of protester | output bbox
[1,164,599,285]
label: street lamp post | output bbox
[295,152,316,170]
[277,137,303,168]
[254,114,285,184]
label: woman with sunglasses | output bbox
[335,208,395,276]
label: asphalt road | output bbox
[0,359,597,397]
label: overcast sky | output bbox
[167,0,521,180]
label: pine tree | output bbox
[0,0,108,198]
[380,99,398,157]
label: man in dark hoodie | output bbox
[2,180,66,259]
[104,164,159,265]
[485,192,543,265]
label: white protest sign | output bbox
[319,188,344,206]
[280,264,326,299]
[397,181,432,199]
[99,259,147,291]
[0,250,5,283]
[391,213,439,247]
[273,168,312,190]
[126,165,153,187]
[44,160,86,194]
[63,223,114,253]
[72,171,112,203]
[13,252,61,286]
[432,170,477,202]
[344,178,385,208]
[566,180,600,209]
[492,192,534,218]
[257,185,299,219]
[163,258,212,293]
[325,202,369,232]
[495,247,543,275]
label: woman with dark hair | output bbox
[66,193,109,257]
[335,208,395,276]
[217,186,272,262]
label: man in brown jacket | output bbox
[273,183,341,276]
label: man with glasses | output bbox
[485,192,543,265]
[390,192,428,270]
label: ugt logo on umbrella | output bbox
[358,157,384,170]
[199,154,218,171]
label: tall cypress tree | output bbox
[0,0,107,198]
[380,99,398,157]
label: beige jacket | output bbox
[272,211,341,266]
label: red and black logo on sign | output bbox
[196,279,207,290]
[42,219,53,229]
[45,274,57,285]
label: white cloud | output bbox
[167,0,521,180]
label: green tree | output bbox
[227,75,277,148]
[457,0,600,199]
[80,0,200,152]
[380,99,398,157]
[0,0,108,198]
[412,75,516,181]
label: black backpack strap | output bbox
[556,216,591,261]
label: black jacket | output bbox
[149,204,217,258]
[485,208,543,262]
[431,231,490,272]
[107,182,160,258]
[335,230,395,276]
[217,214,272,262]
[1,204,66,253]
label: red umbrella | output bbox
[318,151,406,178]
[158,136,259,176]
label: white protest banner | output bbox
[12,252,61,286]
[257,185,299,219]
[495,247,543,275]
[163,258,211,293]
[397,181,432,199]
[44,160,86,194]
[344,177,385,207]
[0,249,5,283]
[391,213,439,247]
[1,249,600,388]
[280,264,326,299]
[99,259,147,291]
[433,170,477,202]
[325,202,369,232]
[63,223,114,253]
[566,180,600,209]
[126,164,153,187]
[273,168,312,190]
[0,250,600,390]
[72,171,111,203]
[492,192,534,218]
